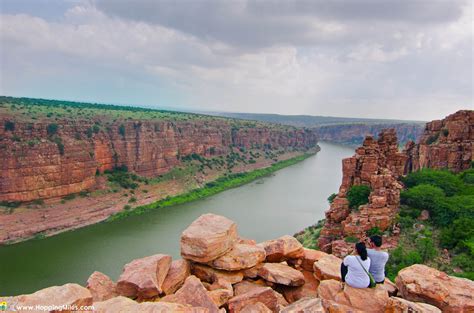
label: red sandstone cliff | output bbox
[0,119,317,202]
[404,110,473,173]
[318,129,406,256]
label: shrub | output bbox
[344,236,359,243]
[123,205,132,210]
[367,227,382,237]
[92,124,100,134]
[62,194,76,201]
[4,120,15,131]
[128,197,137,203]
[415,237,437,262]
[119,124,126,136]
[426,133,439,145]
[46,123,59,136]
[327,193,337,204]
[403,169,463,196]
[86,127,93,138]
[347,185,371,210]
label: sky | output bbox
[0,0,472,120]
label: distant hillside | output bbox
[211,112,426,146]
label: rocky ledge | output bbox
[2,213,473,312]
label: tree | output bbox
[347,185,371,210]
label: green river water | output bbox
[0,142,353,296]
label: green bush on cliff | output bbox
[402,169,463,196]
[327,193,337,204]
[46,123,58,136]
[347,185,371,210]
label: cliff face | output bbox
[314,123,424,147]
[318,129,406,256]
[404,110,473,173]
[0,119,317,202]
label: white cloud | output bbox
[0,1,472,120]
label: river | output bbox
[0,142,353,296]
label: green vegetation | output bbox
[4,120,15,131]
[105,166,148,189]
[347,185,371,210]
[294,219,325,250]
[327,193,337,204]
[46,123,59,136]
[386,168,474,281]
[108,153,315,221]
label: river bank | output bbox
[0,148,318,245]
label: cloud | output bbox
[0,0,472,120]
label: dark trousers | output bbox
[340,263,348,282]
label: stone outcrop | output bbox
[116,254,171,299]
[257,263,305,287]
[86,271,117,302]
[162,259,191,295]
[318,279,389,313]
[318,129,406,255]
[4,214,474,313]
[258,235,304,262]
[395,264,474,312]
[181,214,238,263]
[0,117,318,202]
[385,297,441,313]
[404,110,473,174]
[210,244,266,271]
[2,283,92,313]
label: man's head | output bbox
[370,235,382,248]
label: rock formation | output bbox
[3,214,472,312]
[404,110,473,173]
[318,129,406,255]
[0,118,317,202]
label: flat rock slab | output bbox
[280,270,319,303]
[210,243,266,271]
[116,254,171,299]
[313,254,342,281]
[395,264,474,313]
[86,271,117,302]
[181,214,238,263]
[258,263,305,286]
[94,296,206,313]
[258,235,304,262]
[4,283,92,313]
[161,275,220,313]
[280,297,324,313]
[240,302,272,313]
[162,259,191,295]
[228,287,281,313]
[386,297,441,313]
[192,263,243,284]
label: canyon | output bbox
[317,109,473,256]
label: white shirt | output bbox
[367,249,389,283]
[343,255,371,288]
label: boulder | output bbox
[379,278,398,297]
[6,283,92,313]
[317,279,389,313]
[116,254,171,299]
[86,271,117,302]
[208,289,233,307]
[313,255,342,281]
[258,235,304,262]
[257,263,305,286]
[233,280,268,296]
[280,270,319,303]
[210,244,266,271]
[395,264,474,312]
[280,297,324,313]
[162,259,191,295]
[240,302,272,313]
[181,214,238,263]
[160,275,219,313]
[192,263,243,284]
[385,297,441,313]
[242,263,264,279]
[228,287,281,313]
[94,296,206,313]
[288,248,328,272]
[322,299,364,313]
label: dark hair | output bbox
[355,242,368,260]
[370,235,383,247]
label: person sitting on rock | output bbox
[340,242,371,288]
[367,235,389,284]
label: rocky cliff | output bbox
[318,129,406,256]
[2,214,473,312]
[404,110,473,173]
[314,123,424,147]
[0,118,317,203]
